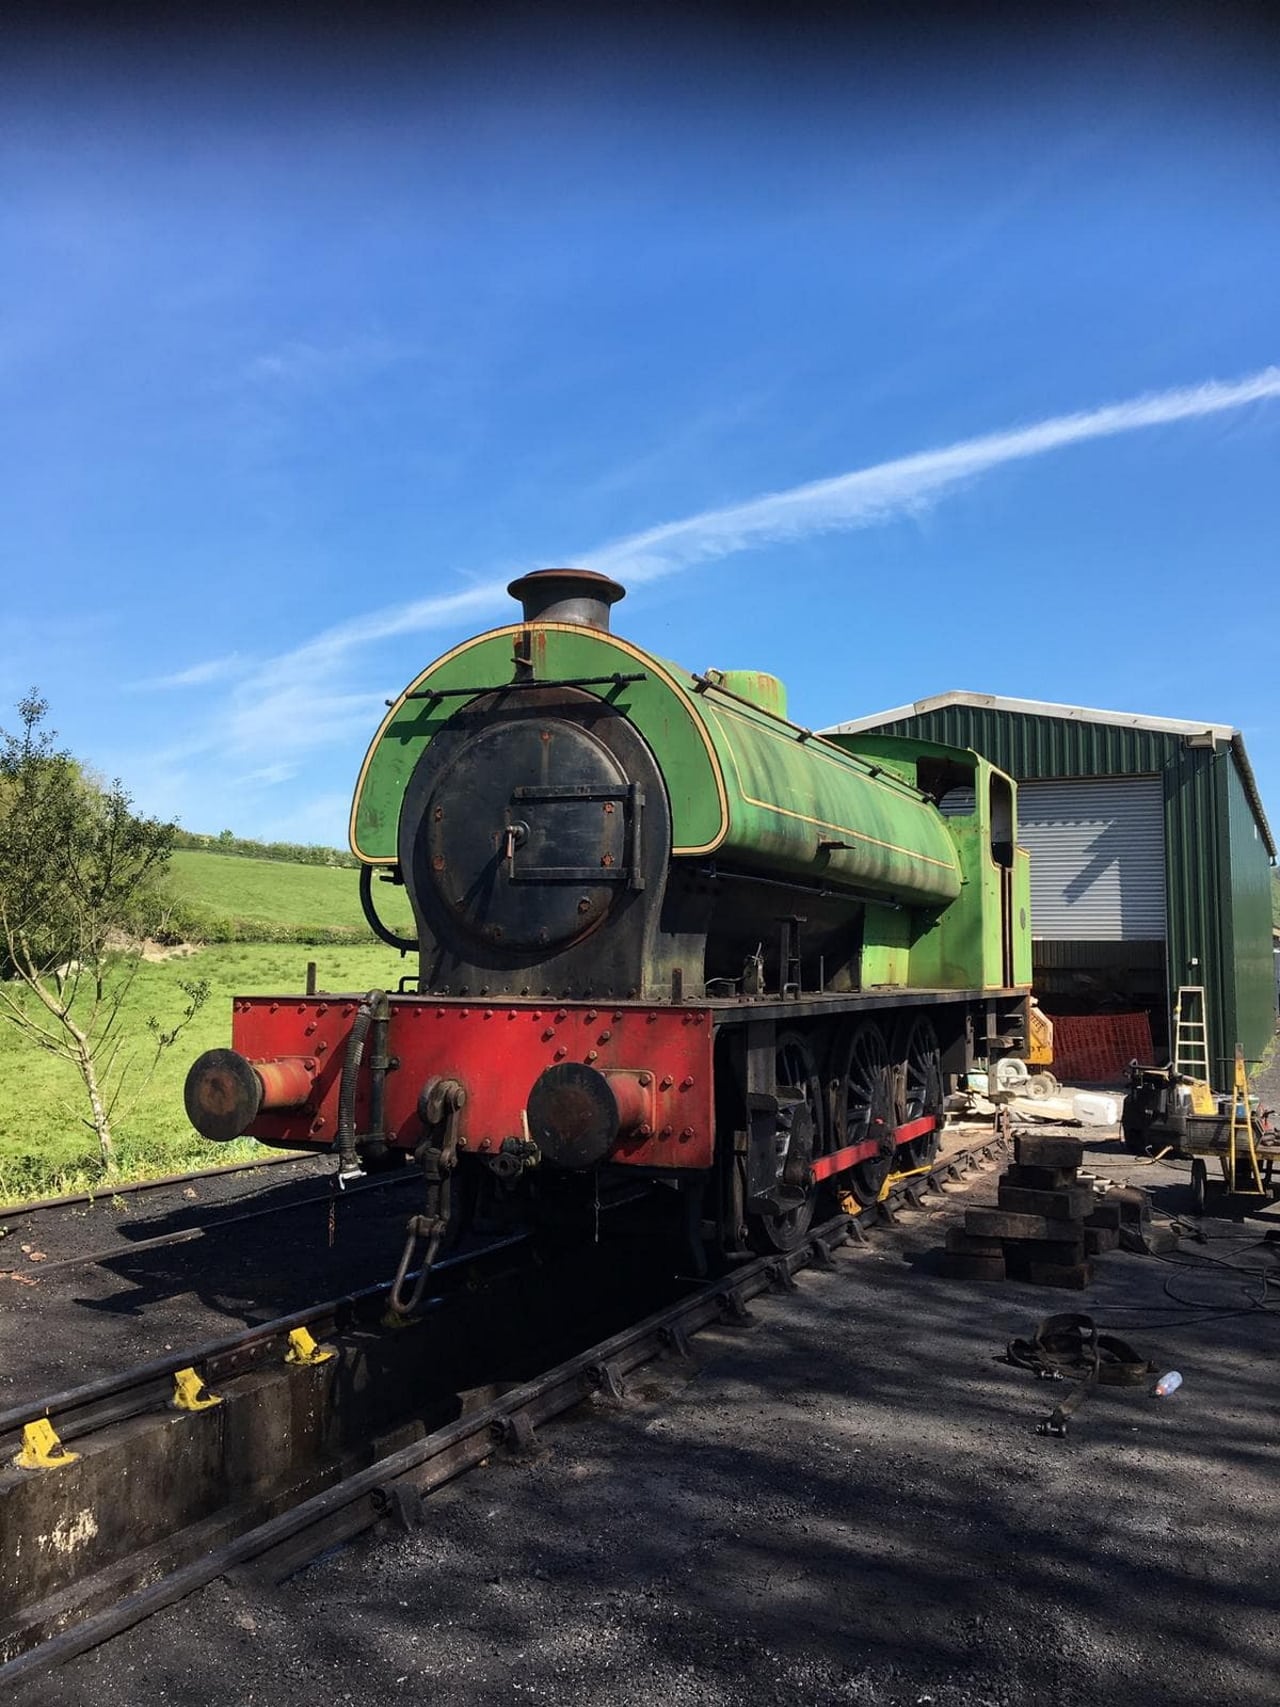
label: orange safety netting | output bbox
[1048,1012,1155,1085]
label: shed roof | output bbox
[825,689,1240,742]
[824,690,1275,859]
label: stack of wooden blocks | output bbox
[944,1130,1126,1289]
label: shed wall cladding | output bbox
[853,703,1277,1075]
[1223,757,1276,1066]
[1016,777,1166,941]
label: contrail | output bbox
[590,364,1280,583]
[135,362,1280,817]
[286,363,1280,658]
[151,360,1280,708]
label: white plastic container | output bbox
[1071,1091,1120,1126]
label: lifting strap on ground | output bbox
[12,1418,79,1471]
[1005,1313,1153,1437]
[171,1368,221,1412]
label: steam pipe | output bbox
[360,864,418,954]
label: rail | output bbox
[0,1128,1009,1690]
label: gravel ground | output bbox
[15,1116,1280,1707]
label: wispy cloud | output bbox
[589,364,1280,584]
[231,362,1280,670]
[134,363,1280,833]
[242,334,422,389]
[241,762,299,787]
[132,653,246,691]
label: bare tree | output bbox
[0,693,207,1173]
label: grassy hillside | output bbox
[166,848,415,943]
[0,941,409,1200]
[1,848,422,1200]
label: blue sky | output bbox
[2,14,1278,847]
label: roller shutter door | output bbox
[1017,777,1166,941]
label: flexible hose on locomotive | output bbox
[336,988,387,1177]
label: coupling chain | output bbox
[388,1078,467,1317]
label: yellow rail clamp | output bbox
[285,1327,336,1366]
[172,1367,221,1412]
[13,1417,79,1471]
[838,1193,863,1218]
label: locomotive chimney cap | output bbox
[507,568,626,632]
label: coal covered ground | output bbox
[17,1126,1280,1707]
[0,1155,420,1408]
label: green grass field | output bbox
[166,849,415,942]
[0,847,417,1201]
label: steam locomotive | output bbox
[185,569,1031,1300]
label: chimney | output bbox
[507,568,626,632]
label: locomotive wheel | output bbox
[832,1020,895,1206]
[895,1014,944,1170]
[748,1031,824,1254]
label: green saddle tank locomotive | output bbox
[185,569,1031,1301]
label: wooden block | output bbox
[965,1208,1058,1241]
[1142,1224,1180,1254]
[1104,1187,1151,1225]
[1028,1260,1093,1290]
[997,1184,1094,1220]
[1013,1133,1084,1170]
[1004,1235,1085,1263]
[1001,1163,1079,1190]
[945,1227,1004,1256]
[1085,1226,1120,1255]
[1085,1202,1122,1231]
[943,1253,1006,1281]
[1004,1241,1084,1280]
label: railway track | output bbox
[0,1149,323,1222]
[0,1162,419,1280]
[0,1126,1009,1694]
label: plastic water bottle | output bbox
[1154,1371,1183,1397]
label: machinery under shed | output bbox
[825,692,1277,1078]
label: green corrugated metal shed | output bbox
[825,692,1276,1078]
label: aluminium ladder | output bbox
[1172,986,1211,1082]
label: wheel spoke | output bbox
[747,1031,823,1253]
[835,1020,894,1206]
[897,1014,943,1169]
